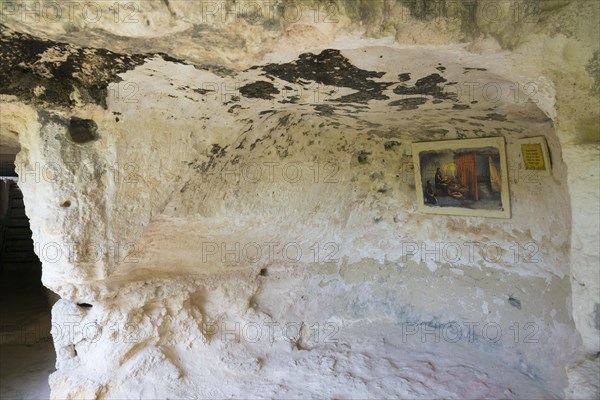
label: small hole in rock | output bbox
[61,200,71,208]
[77,303,93,308]
[68,117,100,144]
[508,296,521,310]
[260,268,268,276]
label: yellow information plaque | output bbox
[521,143,546,170]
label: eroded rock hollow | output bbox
[0,0,598,398]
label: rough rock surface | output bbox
[1,0,598,398]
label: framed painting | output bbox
[412,137,511,218]
[517,136,552,176]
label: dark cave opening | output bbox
[0,152,55,399]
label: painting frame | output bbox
[412,137,511,219]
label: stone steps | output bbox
[0,182,40,269]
